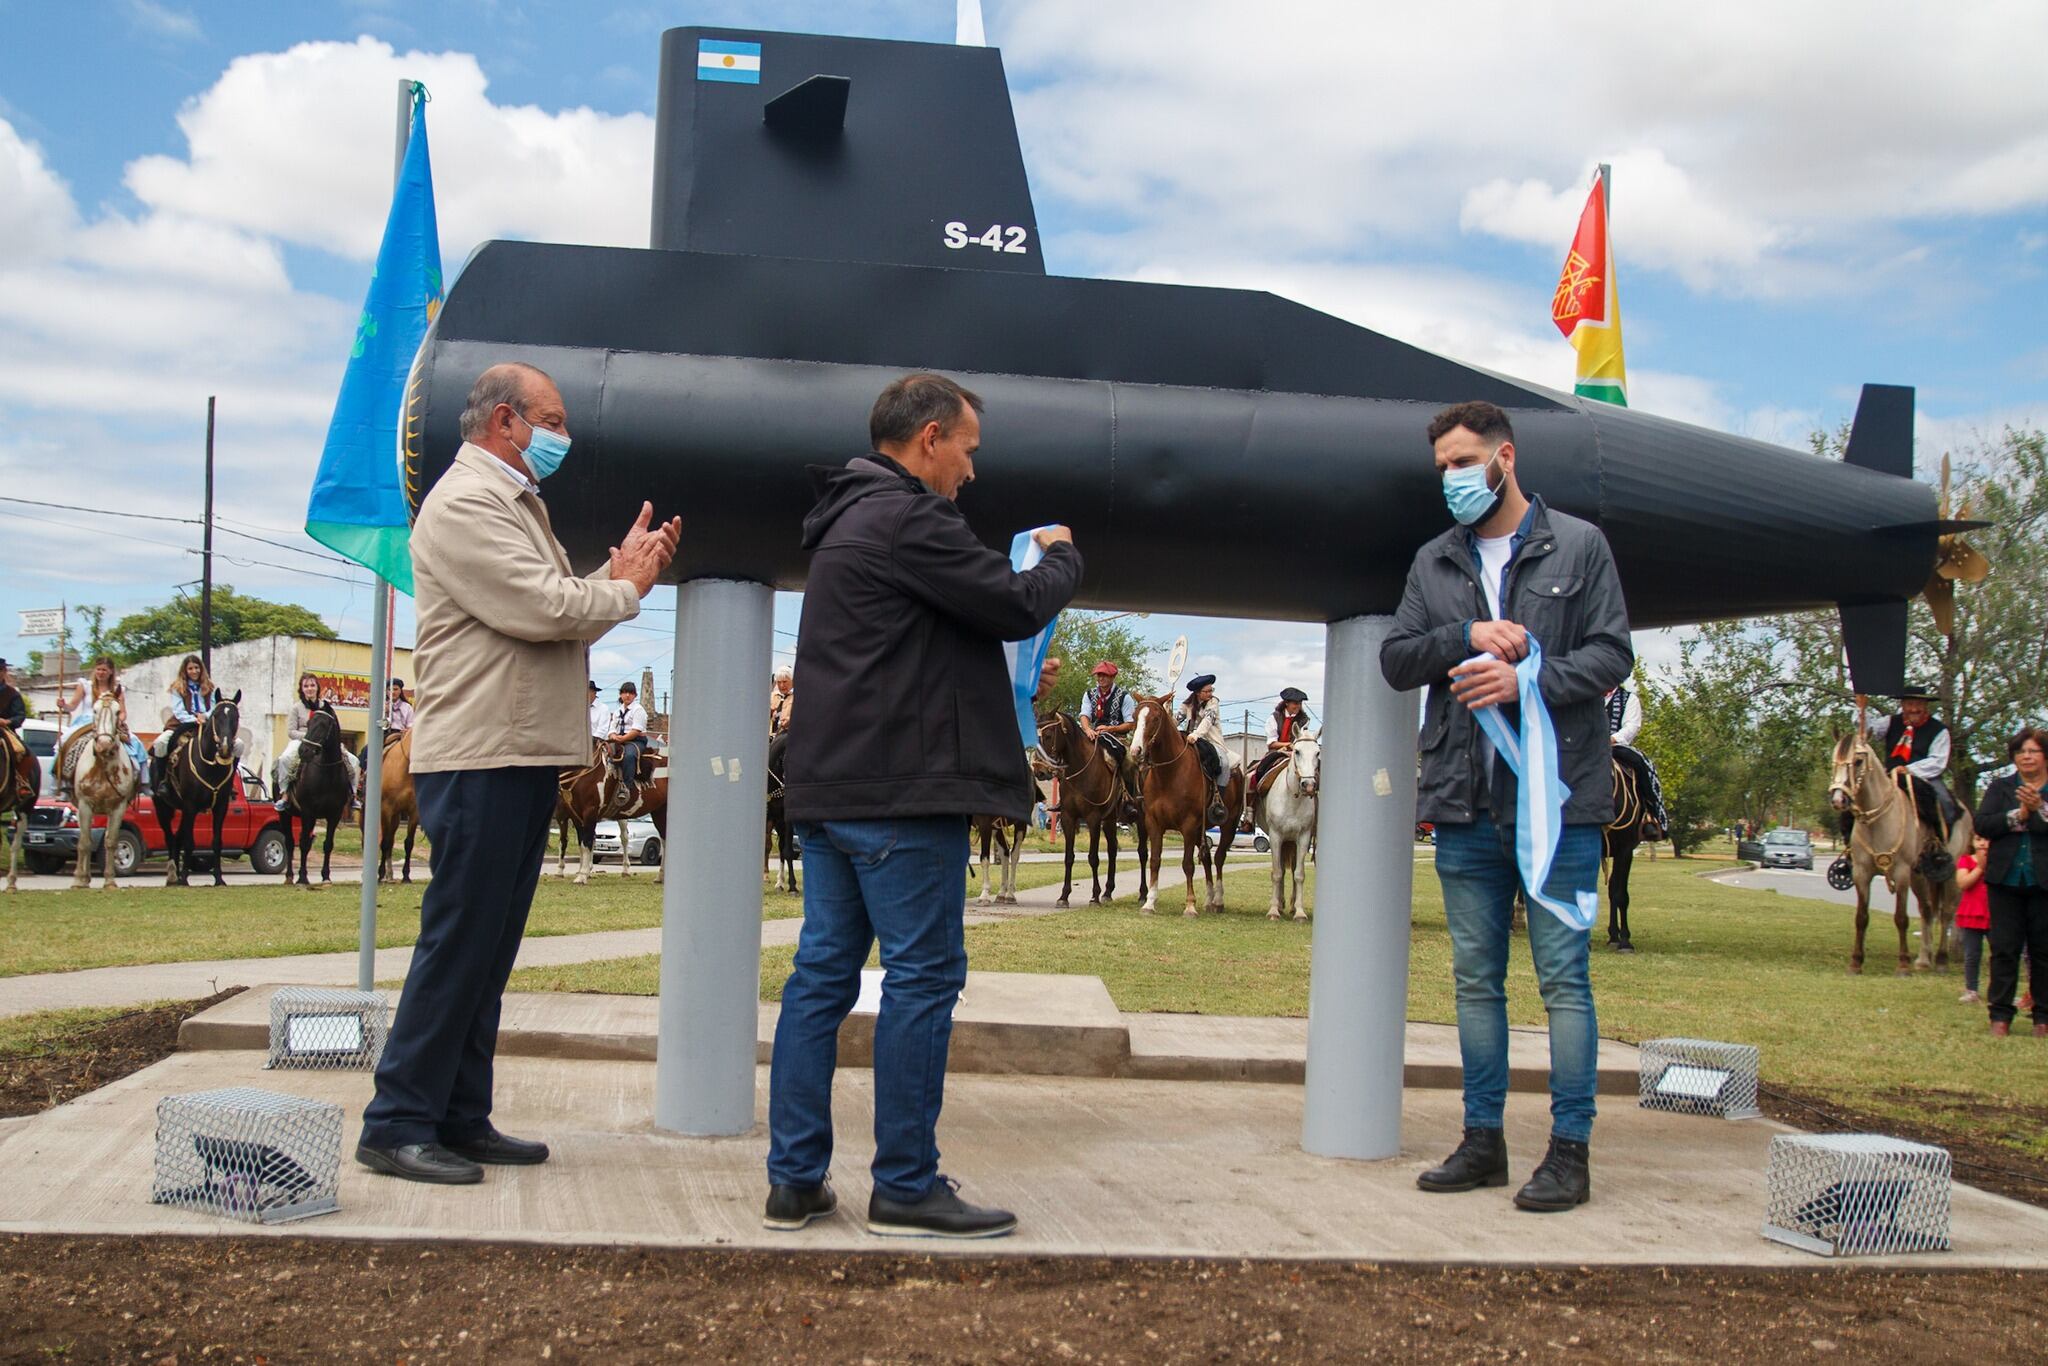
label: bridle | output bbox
[182,701,239,796]
[1036,713,1120,815]
[1130,700,1195,777]
[1831,734,1914,874]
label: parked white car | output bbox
[591,815,663,866]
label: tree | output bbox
[104,586,335,665]
[1041,611,1161,716]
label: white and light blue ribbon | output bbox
[1001,529,1060,749]
[1465,636,1601,932]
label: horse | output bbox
[1828,731,1972,975]
[2,723,43,892]
[153,691,242,887]
[1257,733,1320,921]
[972,813,1028,906]
[766,730,797,893]
[1034,711,1125,907]
[1602,756,1655,952]
[281,704,353,886]
[607,767,670,884]
[70,695,140,891]
[1128,694,1243,916]
[556,743,655,884]
[371,729,422,883]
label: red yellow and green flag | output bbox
[1551,166,1627,407]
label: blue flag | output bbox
[1002,529,1060,749]
[1467,636,1602,932]
[305,82,443,596]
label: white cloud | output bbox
[996,1,2048,299]
[124,0,202,41]
[0,121,76,261]
[125,37,656,263]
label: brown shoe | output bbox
[2034,1022,2048,1038]
[1990,1020,2011,1037]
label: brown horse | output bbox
[1035,711,1127,907]
[370,729,422,883]
[1,724,41,892]
[557,744,660,883]
[765,730,796,892]
[1128,694,1244,916]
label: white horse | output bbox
[1261,734,1320,921]
[72,694,140,891]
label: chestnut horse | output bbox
[1035,710,1131,907]
[371,729,422,883]
[1128,694,1244,916]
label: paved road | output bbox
[1710,864,1859,906]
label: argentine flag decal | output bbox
[698,38,761,83]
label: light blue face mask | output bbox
[514,411,572,481]
[1442,452,1501,526]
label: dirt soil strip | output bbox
[0,989,242,1119]
[3,1238,2045,1364]
[1758,1088,2048,1210]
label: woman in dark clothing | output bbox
[1973,726,2048,1037]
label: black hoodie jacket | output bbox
[784,453,1082,823]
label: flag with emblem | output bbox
[698,38,762,83]
[1551,166,1627,407]
[305,81,442,595]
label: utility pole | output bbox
[357,79,411,993]
[201,396,216,672]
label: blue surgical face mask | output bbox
[1442,452,1502,526]
[514,411,572,481]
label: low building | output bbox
[121,636,415,779]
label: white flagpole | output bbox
[357,79,410,992]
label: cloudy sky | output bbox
[3,0,2043,719]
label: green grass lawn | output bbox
[511,857,2048,1161]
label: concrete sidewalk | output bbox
[0,862,1184,1019]
[4,1049,2042,1267]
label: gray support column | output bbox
[1302,614,1417,1160]
[654,578,775,1134]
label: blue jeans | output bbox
[1434,816,1601,1143]
[768,816,970,1202]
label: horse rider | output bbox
[1853,684,1966,867]
[57,656,145,799]
[1603,682,1668,839]
[607,679,649,809]
[149,654,214,793]
[385,677,415,741]
[1176,674,1237,824]
[1075,660,1137,793]
[587,679,608,758]
[0,659,31,794]
[770,666,795,736]
[275,672,361,812]
[1249,687,1315,828]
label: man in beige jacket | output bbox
[357,361,680,1185]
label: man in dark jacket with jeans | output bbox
[1381,400,1632,1213]
[767,372,1081,1239]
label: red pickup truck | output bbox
[22,767,290,878]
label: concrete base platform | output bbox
[185,983,1643,1093]
[4,1048,2046,1266]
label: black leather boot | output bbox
[1416,1126,1508,1193]
[1513,1135,1591,1212]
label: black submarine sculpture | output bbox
[405,27,1966,696]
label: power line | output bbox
[0,494,198,525]
[212,524,360,568]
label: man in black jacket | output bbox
[1381,400,1632,1214]
[767,372,1080,1240]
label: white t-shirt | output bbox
[1472,530,1516,786]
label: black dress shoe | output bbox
[866,1176,1016,1239]
[444,1129,550,1165]
[1417,1126,1509,1193]
[1514,1135,1591,1212]
[355,1141,484,1185]
[763,1180,839,1231]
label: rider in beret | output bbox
[1176,674,1236,825]
[1076,660,1137,795]
[1250,686,1315,829]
